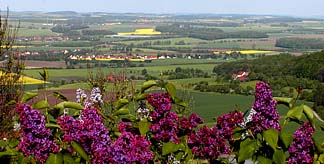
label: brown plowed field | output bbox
[24,60,66,69]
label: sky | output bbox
[0,0,324,17]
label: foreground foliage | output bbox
[1,80,324,164]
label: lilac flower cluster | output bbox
[58,108,153,163]
[16,104,59,163]
[250,81,281,133]
[76,88,87,103]
[76,88,104,108]
[150,111,180,143]
[188,126,230,159]
[288,122,314,164]
[146,93,172,114]
[178,113,204,134]
[112,123,153,164]
[147,93,203,144]
[216,111,244,142]
[137,101,150,120]
[58,107,112,163]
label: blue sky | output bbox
[0,0,323,17]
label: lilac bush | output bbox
[250,81,281,133]
[16,104,59,163]
[288,122,314,164]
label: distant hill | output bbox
[45,11,79,16]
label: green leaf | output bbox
[71,141,90,162]
[53,91,68,101]
[63,102,83,110]
[286,105,304,121]
[263,128,279,150]
[54,102,84,111]
[114,99,129,110]
[184,147,193,162]
[165,82,176,99]
[138,119,151,136]
[63,153,77,164]
[238,138,257,163]
[162,142,185,156]
[257,156,272,164]
[5,100,16,106]
[274,97,293,108]
[273,149,285,164]
[17,152,29,164]
[113,108,130,116]
[21,91,38,103]
[8,139,19,148]
[174,96,188,107]
[33,100,50,109]
[279,132,293,149]
[135,93,147,101]
[39,68,49,81]
[141,80,157,93]
[0,149,18,157]
[319,154,324,163]
[303,105,315,128]
[46,123,61,129]
[45,153,63,164]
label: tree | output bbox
[0,9,23,134]
[314,83,324,118]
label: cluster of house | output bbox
[17,36,69,42]
[232,71,250,81]
[67,54,158,62]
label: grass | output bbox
[23,63,217,79]
[17,28,58,37]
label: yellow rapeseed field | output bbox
[0,71,47,85]
[214,50,273,55]
[117,28,161,36]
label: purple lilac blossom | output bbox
[150,111,180,143]
[178,113,203,134]
[146,93,172,115]
[250,81,281,133]
[58,108,153,163]
[16,104,59,163]
[288,122,314,164]
[188,126,230,159]
[216,111,244,142]
[58,107,112,163]
[112,123,153,164]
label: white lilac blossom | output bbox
[76,88,87,103]
[13,122,21,131]
[137,101,150,120]
[89,87,103,104]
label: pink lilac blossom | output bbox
[288,122,314,164]
[16,104,59,163]
[112,123,153,164]
[146,93,172,114]
[188,126,231,159]
[250,81,281,133]
[58,108,153,163]
[216,111,244,142]
[58,107,112,163]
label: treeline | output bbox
[213,51,324,81]
[81,29,115,36]
[212,51,324,99]
[156,24,268,40]
[162,67,210,80]
[276,38,324,49]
